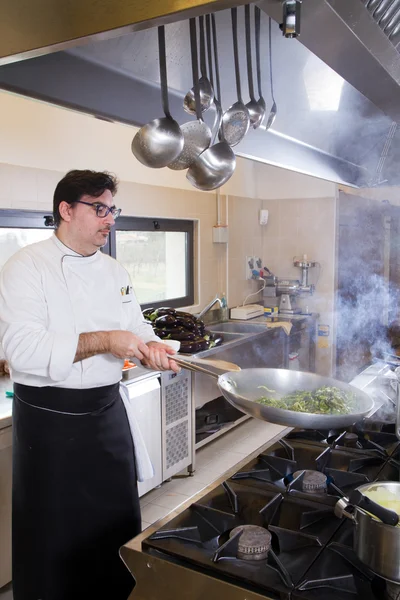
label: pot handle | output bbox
[349,489,399,526]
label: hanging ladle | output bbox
[265,15,277,131]
[131,26,184,168]
[254,6,267,128]
[220,7,250,147]
[245,4,264,129]
[186,13,236,191]
[183,16,214,116]
[168,19,211,171]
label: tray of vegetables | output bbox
[142,307,224,354]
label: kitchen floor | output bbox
[0,418,286,599]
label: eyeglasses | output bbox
[74,200,121,219]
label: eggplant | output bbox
[153,328,172,339]
[142,308,155,319]
[155,314,178,328]
[167,330,197,341]
[174,316,199,331]
[154,327,196,341]
[156,307,176,317]
[179,338,209,354]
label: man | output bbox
[0,170,178,600]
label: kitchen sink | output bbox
[208,321,268,334]
[216,332,245,342]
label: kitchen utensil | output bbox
[254,6,267,126]
[175,356,241,372]
[187,13,236,191]
[172,364,375,429]
[205,14,222,140]
[131,26,184,168]
[335,482,400,582]
[265,16,277,131]
[183,16,214,116]
[221,7,250,147]
[245,5,264,129]
[168,19,211,171]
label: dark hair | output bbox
[53,169,118,227]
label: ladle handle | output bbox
[205,14,214,90]
[211,14,222,104]
[199,15,208,79]
[189,18,202,122]
[231,7,243,103]
[255,6,263,99]
[158,26,171,119]
[245,4,256,102]
[349,490,399,527]
[268,16,275,103]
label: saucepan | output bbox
[174,359,375,430]
[335,482,400,582]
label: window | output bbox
[0,210,54,271]
[109,217,194,309]
[0,211,195,310]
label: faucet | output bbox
[197,295,223,319]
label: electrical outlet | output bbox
[254,256,262,272]
[246,256,255,280]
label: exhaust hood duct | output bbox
[0,0,400,188]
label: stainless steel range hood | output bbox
[1,0,400,188]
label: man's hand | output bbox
[141,341,181,373]
[0,360,9,377]
[108,331,151,361]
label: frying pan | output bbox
[174,358,375,429]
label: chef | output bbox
[0,169,179,600]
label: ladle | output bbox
[245,4,264,129]
[183,16,214,115]
[221,7,250,147]
[186,13,236,191]
[265,15,277,131]
[131,26,183,168]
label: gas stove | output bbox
[127,427,400,600]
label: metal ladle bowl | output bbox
[132,117,183,168]
[132,26,184,168]
[183,77,214,116]
[186,141,236,191]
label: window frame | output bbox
[109,216,194,309]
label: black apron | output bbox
[12,382,141,600]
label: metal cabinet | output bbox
[160,369,193,480]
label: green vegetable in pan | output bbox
[256,385,356,415]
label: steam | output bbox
[336,269,399,424]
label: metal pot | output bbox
[335,482,400,583]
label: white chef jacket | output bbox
[0,234,159,389]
